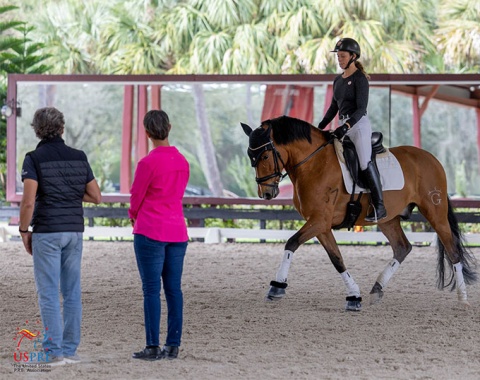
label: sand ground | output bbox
[1,241,479,380]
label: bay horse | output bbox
[241,115,477,311]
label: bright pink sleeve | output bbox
[128,160,151,220]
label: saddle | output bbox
[342,131,386,190]
[332,131,386,230]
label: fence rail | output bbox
[2,198,480,244]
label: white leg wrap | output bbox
[275,250,294,283]
[453,262,468,302]
[376,259,400,289]
[341,270,360,297]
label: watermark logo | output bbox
[11,320,52,373]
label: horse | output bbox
[240,115,477,311]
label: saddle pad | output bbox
[334,139,405,194]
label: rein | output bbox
[250,134,334,186]
[290,137,334,172]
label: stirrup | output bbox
[365,207,387,222]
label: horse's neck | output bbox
[284,135,330,172]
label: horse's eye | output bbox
[262,154,269,161]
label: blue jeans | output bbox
[32,232,83,358]
[134,235,187,347]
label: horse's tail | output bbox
[436,197,478,290]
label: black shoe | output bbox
[365,206,387,222]
[160,346,179,360]
[132,347,162,361]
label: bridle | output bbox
[249,131,334,189]
[248,139,287,190]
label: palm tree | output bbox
[297,0,438,74]
[434,0,480,72]
[30,1,91,74]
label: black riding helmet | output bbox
[331,38,360,69]
[331,38,361,58]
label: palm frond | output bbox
[191,0,256,29]
[434,20,480,70]
[189,31,232,73]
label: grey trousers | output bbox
[341,116,372,171]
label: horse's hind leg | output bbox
[418,199,477,307]
[369,217,412,305]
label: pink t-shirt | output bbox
[128,146,190,242]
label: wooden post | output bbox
[412,85,439,148]
[151,85,161,110]
[476,108,480,177]
[120,85,134,194]
[135,85,149,164]
[412,93,421,148]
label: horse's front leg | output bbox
[317,230,362,311]
[265,223,319,301]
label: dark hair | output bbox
[31,107,65,139]
[143,110,170,140]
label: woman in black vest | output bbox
[19,107,101,366]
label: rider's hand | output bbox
[332,125,349,140]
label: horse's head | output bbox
[241,122,286,200]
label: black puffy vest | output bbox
[27,137,90,233]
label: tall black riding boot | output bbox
[364,161,387,222]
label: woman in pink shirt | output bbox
[129,110,189,361]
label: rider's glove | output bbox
[332,124,349,140]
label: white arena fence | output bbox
[2,225,480,245]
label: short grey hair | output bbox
[31,107,65,139]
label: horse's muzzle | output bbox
[259,184,279,200]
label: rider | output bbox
[317,37,387,222]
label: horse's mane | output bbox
[264,116,313,145]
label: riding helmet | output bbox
[331,38,361,58]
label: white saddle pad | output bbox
[334,139,405,194]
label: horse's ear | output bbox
[240,122,252,136]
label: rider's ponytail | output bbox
[355,61,370,80]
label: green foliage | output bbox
[455,161,468,198]
[226,155,257,197]
[0,24,51,74]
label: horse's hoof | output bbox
[369,289,384,305]
[369,282,384,305]
[265,281,287,302]
[369,292,383,305]
[457,299,472,309]
[345,296,362,311]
